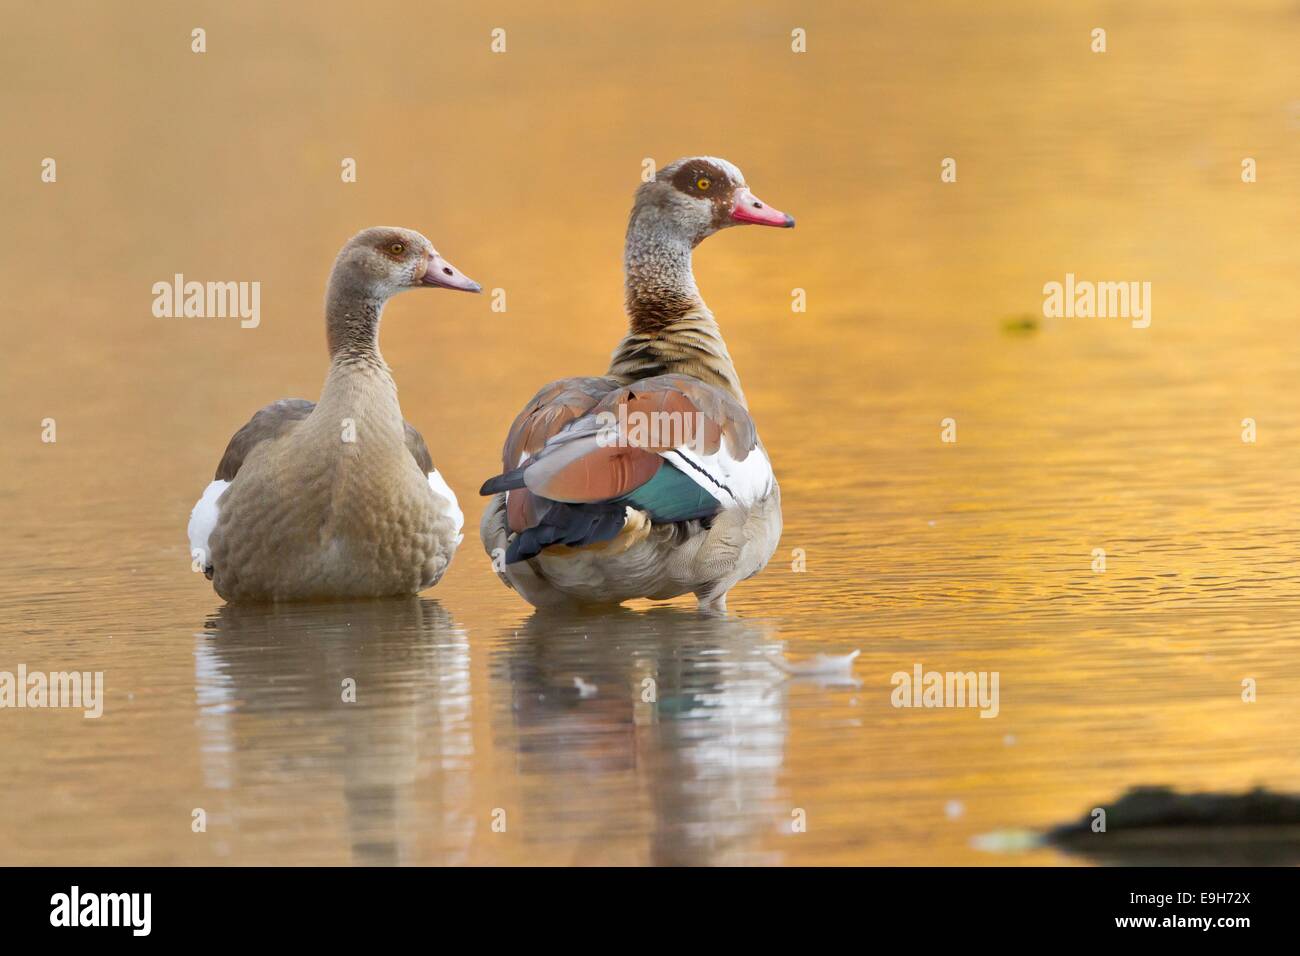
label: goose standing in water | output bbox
[480,157,794,611]
[189,227,480,602]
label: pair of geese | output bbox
[188,157,793,612]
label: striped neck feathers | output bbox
[611,206,745,403]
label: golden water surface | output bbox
[2,0,1299,864]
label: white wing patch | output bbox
[187,479,230,565]
[667,443,774,510]
[427,469,465,543]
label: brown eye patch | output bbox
[670,161,731,198]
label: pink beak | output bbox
[421,251,482,292]
[730,187,795,228]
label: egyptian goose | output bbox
[188,227,480,602]
[480,157,794,611]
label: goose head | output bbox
[633,157,795,246]
[332,226,482,301]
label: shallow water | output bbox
[2,0,1299,864]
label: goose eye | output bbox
[696,177,711,191]
[389,242,405,255]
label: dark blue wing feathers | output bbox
[502,460,724,564]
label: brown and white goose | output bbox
[188,227,481,602]
[480,157,793,611]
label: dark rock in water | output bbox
[1047,785,1300,866]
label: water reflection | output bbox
[491,608,790,864]
[192,602,798,864]
[195,599,473,865]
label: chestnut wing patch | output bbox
[501,375,624,468]
[482,375,764,563]
[593,375,756,458]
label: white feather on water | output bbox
[765,649,860,677]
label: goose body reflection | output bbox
[489,607,790,864]
[195,599,473,864]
